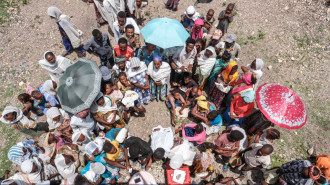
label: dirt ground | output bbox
[0,0,329,183]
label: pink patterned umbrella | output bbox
[256,83,307,129]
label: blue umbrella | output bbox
[141,17,190,49]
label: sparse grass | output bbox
[0,0,29,25]
[318,26,324,32]
[247,30,265,44]
[145,11,150,17]
[293,34,311,48]
[222,2,227,6]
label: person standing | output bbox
[47,7,85,57]
[84,29,114,67]
[216,3,235,35]
[121,24,145,55]
[113,11,140,43]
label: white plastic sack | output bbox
[150,125,174,158]
[168,139,196,166]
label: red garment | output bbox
[114,45,133,61]
[214,133,240,157]
[230,95,254,117]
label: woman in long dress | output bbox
[147,55,171,101]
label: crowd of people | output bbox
[0,0,329,185]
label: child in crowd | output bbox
[17,93,43,117]
[166,89,187,125]
[214,130,244,171]
[176,122,206,146]
[117,72,134,94]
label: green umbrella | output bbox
[57,58,101,114]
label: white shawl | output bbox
[197,46,217,75]
[46,107,70,130]
[91,94,118,114]
[39,51,71,83]
[47,7,83,48]
[147,61,171,85]
[54,154,76,179]
[0,106,36,128]
[247,58,264,90]
[70,113,95,133]
[127,62,147,79]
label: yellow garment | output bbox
[196,95,209,111]
[118,81,132,94]
[222,61,239,86]
[106,141,120,161]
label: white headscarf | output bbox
[197,46,217,75]
[247,58,264,90]
[54,154,76,179]
[184,6,200,21]
[70,113,95,133]
[72,129,92,145]
[147,60,171,84]
[85,142,99,158]
[91,92,118,114]
[47,7,83,48]
[247,58,264,79]
[38,51,71,83]
[94,137,105,153]
[127,57,148,78]
[46,107,63,129]
[83,162,106,183]
[1,106,36,128]
[43,80,56,95]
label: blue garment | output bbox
[137,46,161,66]
[184,127,198,146]
[130,71,150,107]
[166,99,181,108]
[81,153,115,180]
[105,128,125,148]
[36,84,59,114]
[57,23,85,53]
[210,114,222,126]
[223,107,246,126]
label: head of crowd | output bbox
[0,1,328,185]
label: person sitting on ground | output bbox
[46,107,72,137]
[204,110,223,135]
[54,154,76,179]
[147,55,171,101]
[214,130,244,171]
[105,128,128,148]
[184,86,202,108]
[314,154,330,181]
[252,128,281,146]
[17,93,43,118]
[102,81,123,104]
[191,96,215,125]
[31,90,59,115]
[81,162,107,184]
[127,57,150,115]
[170,39,197,86]
[176,122,206,146]
[47,7,85,57]
[122,24,145,54]
[113,56,129,77]
[113,11,140,43]
[190,149,215,180]
[42,132,76,159]
[1,106,37,131]
[137,43,161,66]
[181,6,200,33]
[191,18,205,41]
[124,136,153,169]
[218,34,241,60]
[165,0,179,11]
[223,90,255,126]
[177,72,198,95]
[114,37,134,61]
[70,110,96,147]
[216,3,235,35]
[91,92,124,132]
[8,139,44,165]
[208,50,232,90]
[117,72,134,94]
[277,159,322,185]
[145,148,166,170]
[84,29,114,67]
[38,51,71,83]
[165,89,187,125]
[239,143,273,172]
[195,46,217,90]
[20,156,62,184]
